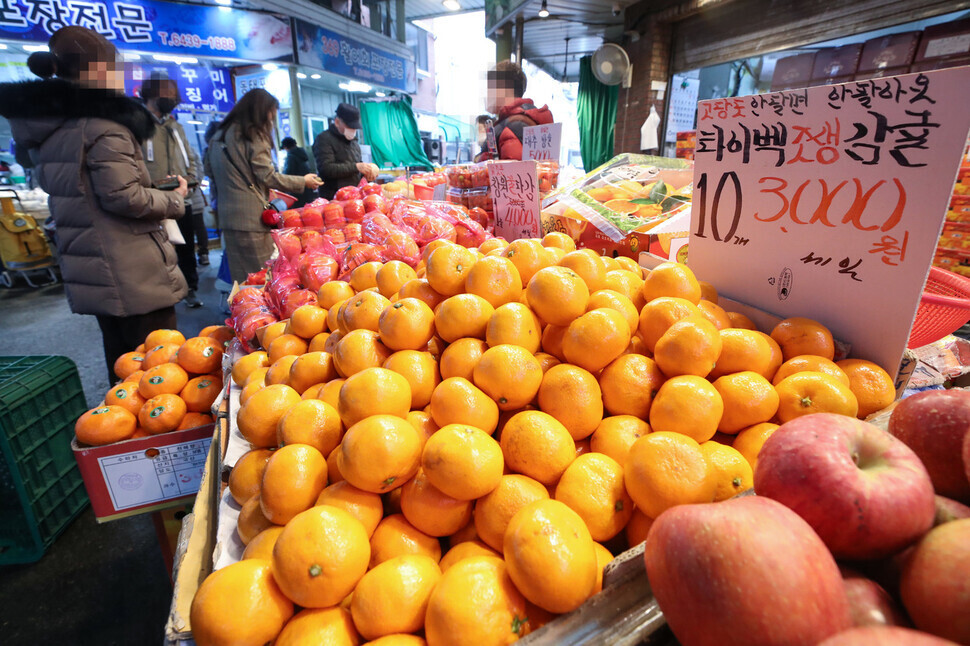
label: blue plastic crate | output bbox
[0,356,89,564]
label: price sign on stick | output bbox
[522,123,563,161]
[688,68,970,377]
[489,160,541,241]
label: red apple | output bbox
[818,626,959,645]
[888,389,970,502]
[963,430,970,490]
[280,209,303,228]
[362,194,388,215]
[900,518,970,643]
[323,202,345,227]
[301,204,324,227]
[644,496,851,646]
[934,494,970,527]
[335,186,362,201]
[840,567,910,627]
[754,413,935,560]
[343,200,366,223]
[361,183,383,196]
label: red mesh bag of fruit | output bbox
[297,252,340,292]
[340,242,383,279]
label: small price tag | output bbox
[522,123,562,161]
[97,437,212,511]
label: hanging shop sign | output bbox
[688,67,970,377]
[233,67,291,108]
[0,0,293,61]
[127,63,234,113]
[294,19,415,94]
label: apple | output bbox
[362,194,388,215]
[644,496,851,646]
[335,186,362,201]
[840,567,909,628]
[818,626,960,645]
[323,202,345,227]
[280,209,303,228]
[888,389,970,502]
[963,430,970,490]
[900,518,970,643]
[301,204,324,227]
[361,182,383,196]
[343,200,366,223]
[754,413,935,560]
[933,494,970,527]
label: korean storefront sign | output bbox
[689,68,970,376]
[127,62,233,113]
[294,19,415,93]
[233,67,291,108]
[0,0,293,61]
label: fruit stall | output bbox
[55,68,970,646]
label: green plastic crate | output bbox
[0,356,89,564]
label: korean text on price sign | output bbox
[522,123,562,161]
[489,160,540,241]
[688,68,970,376]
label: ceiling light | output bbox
[538,0,549,18]
[23,45,48,52]
[152,54,198,64]
[339,81,372,92]
[296,72,307,79]
[442,0,460,11]
[122,52,141,61]
[214,0,232,4]
[186,120,203,125]
[0,44,8,50]
[311,73,321,79]
[262,63,279,71]
[375,91,386,97]
[218,6,231,12]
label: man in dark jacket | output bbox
[281,136,316,207]
[312,102,378,199]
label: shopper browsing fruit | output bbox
[0,26,189,383]
[204,88,322,283]
[312,102,379,200]
[477,60,554,161]
[140,74,207,308]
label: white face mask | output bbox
[343,128,357,141]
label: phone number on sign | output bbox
[156,32,237,51]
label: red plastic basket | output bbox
[908,267,970,348]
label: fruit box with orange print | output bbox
[72,423,214,522]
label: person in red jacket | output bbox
[479,60,553,161]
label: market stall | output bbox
[49,64,970,646]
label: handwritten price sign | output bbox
[489,160,540,241]
[689,67,970,376]
[522,123,562,161]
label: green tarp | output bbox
[359,95,434,170]
[577,55,619,172]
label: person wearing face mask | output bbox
[141,75,207,308]
[312,102,379,200]
[0,26,189,383]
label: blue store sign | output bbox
[294,19,415,93]
[0,0,294,61]
[126,62,234,112]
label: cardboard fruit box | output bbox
[72,424,214,522]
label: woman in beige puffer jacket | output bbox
[0,27,189,382]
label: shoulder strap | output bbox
[221,143,270,208]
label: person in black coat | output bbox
[312,102,378,200]
[281,136,316,207]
